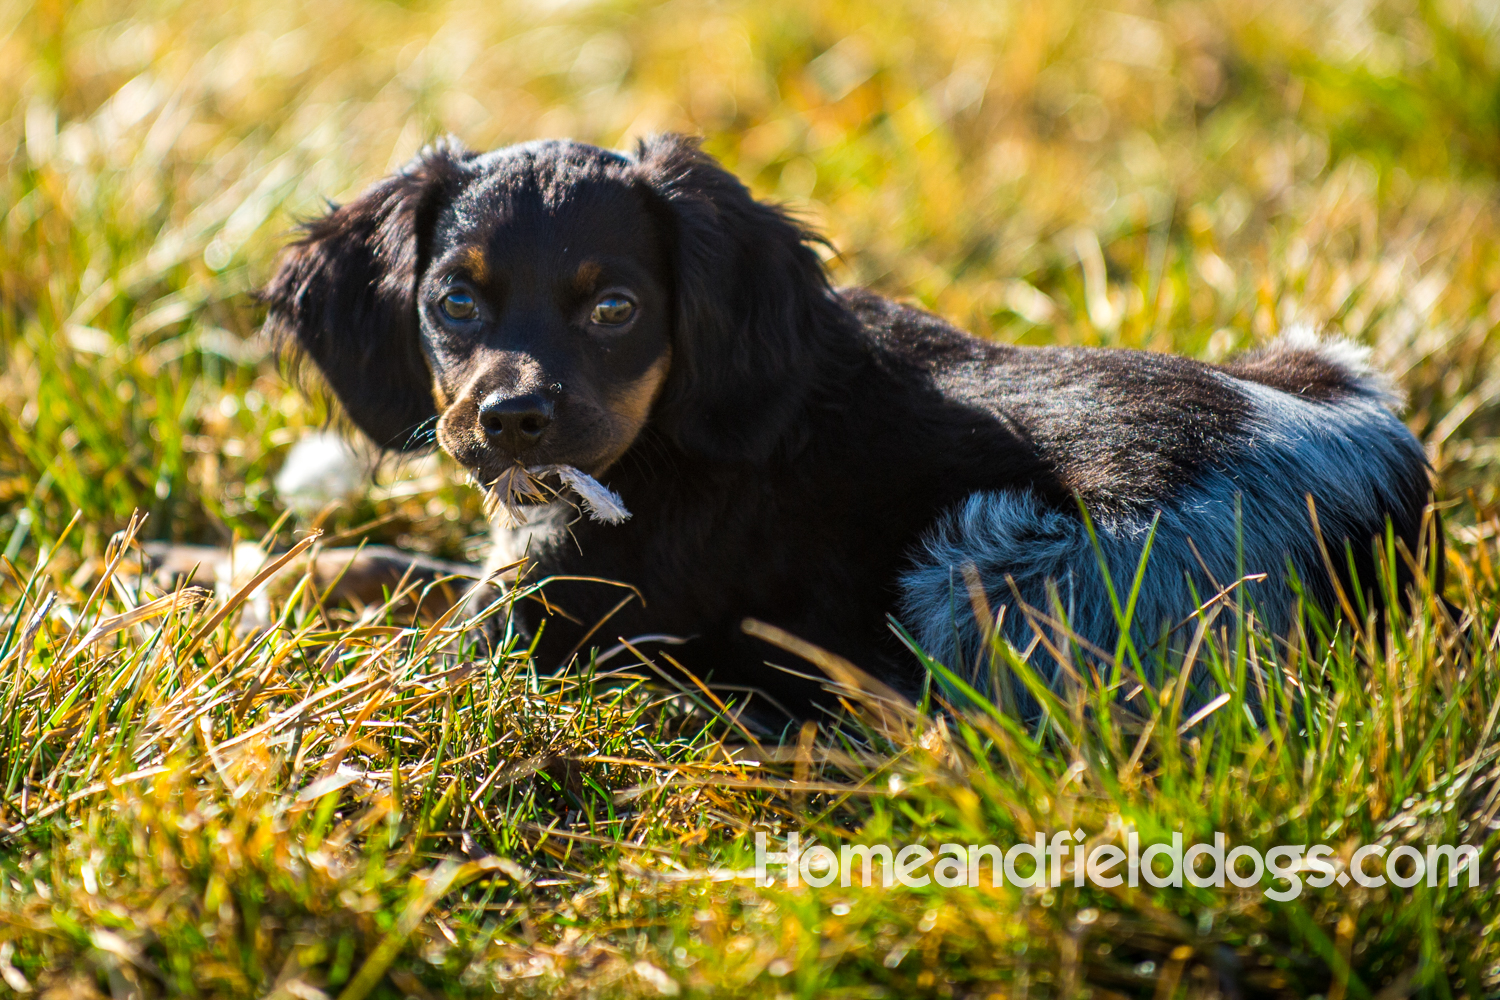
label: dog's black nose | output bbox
[478,392,554,451]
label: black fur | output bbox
[262,140,474,450]
[636,136,856,462]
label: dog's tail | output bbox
[1224,324,1405,411]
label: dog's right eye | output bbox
[439,291,477,320]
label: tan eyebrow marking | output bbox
[459,246,489,283]
[572,260,602,294]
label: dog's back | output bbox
[896,313,1432,699]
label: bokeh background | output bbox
[3,0,1499,565]
[2,3,1500,995]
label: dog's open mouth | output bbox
[480,464,631,526]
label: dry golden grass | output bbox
[1,0,1499,996]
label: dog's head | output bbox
[262,134,836,491]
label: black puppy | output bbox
[263,134,1432,719]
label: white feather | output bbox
[529,465,632,524]
[274,432,366,515]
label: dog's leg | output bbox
[140,542,481,620]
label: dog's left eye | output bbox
[590,296,636,326]
[439,291,477,320]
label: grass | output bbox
[2,0,1499,995]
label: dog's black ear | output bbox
[261,141,471,451]
[633,134,839,462]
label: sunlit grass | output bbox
[1,0,1498,995]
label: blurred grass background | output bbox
[1,0,1499,996]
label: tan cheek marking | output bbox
[432,359,494,452]
[461,246,489,284]
[606,349,673,434]
[414,335,449,409]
